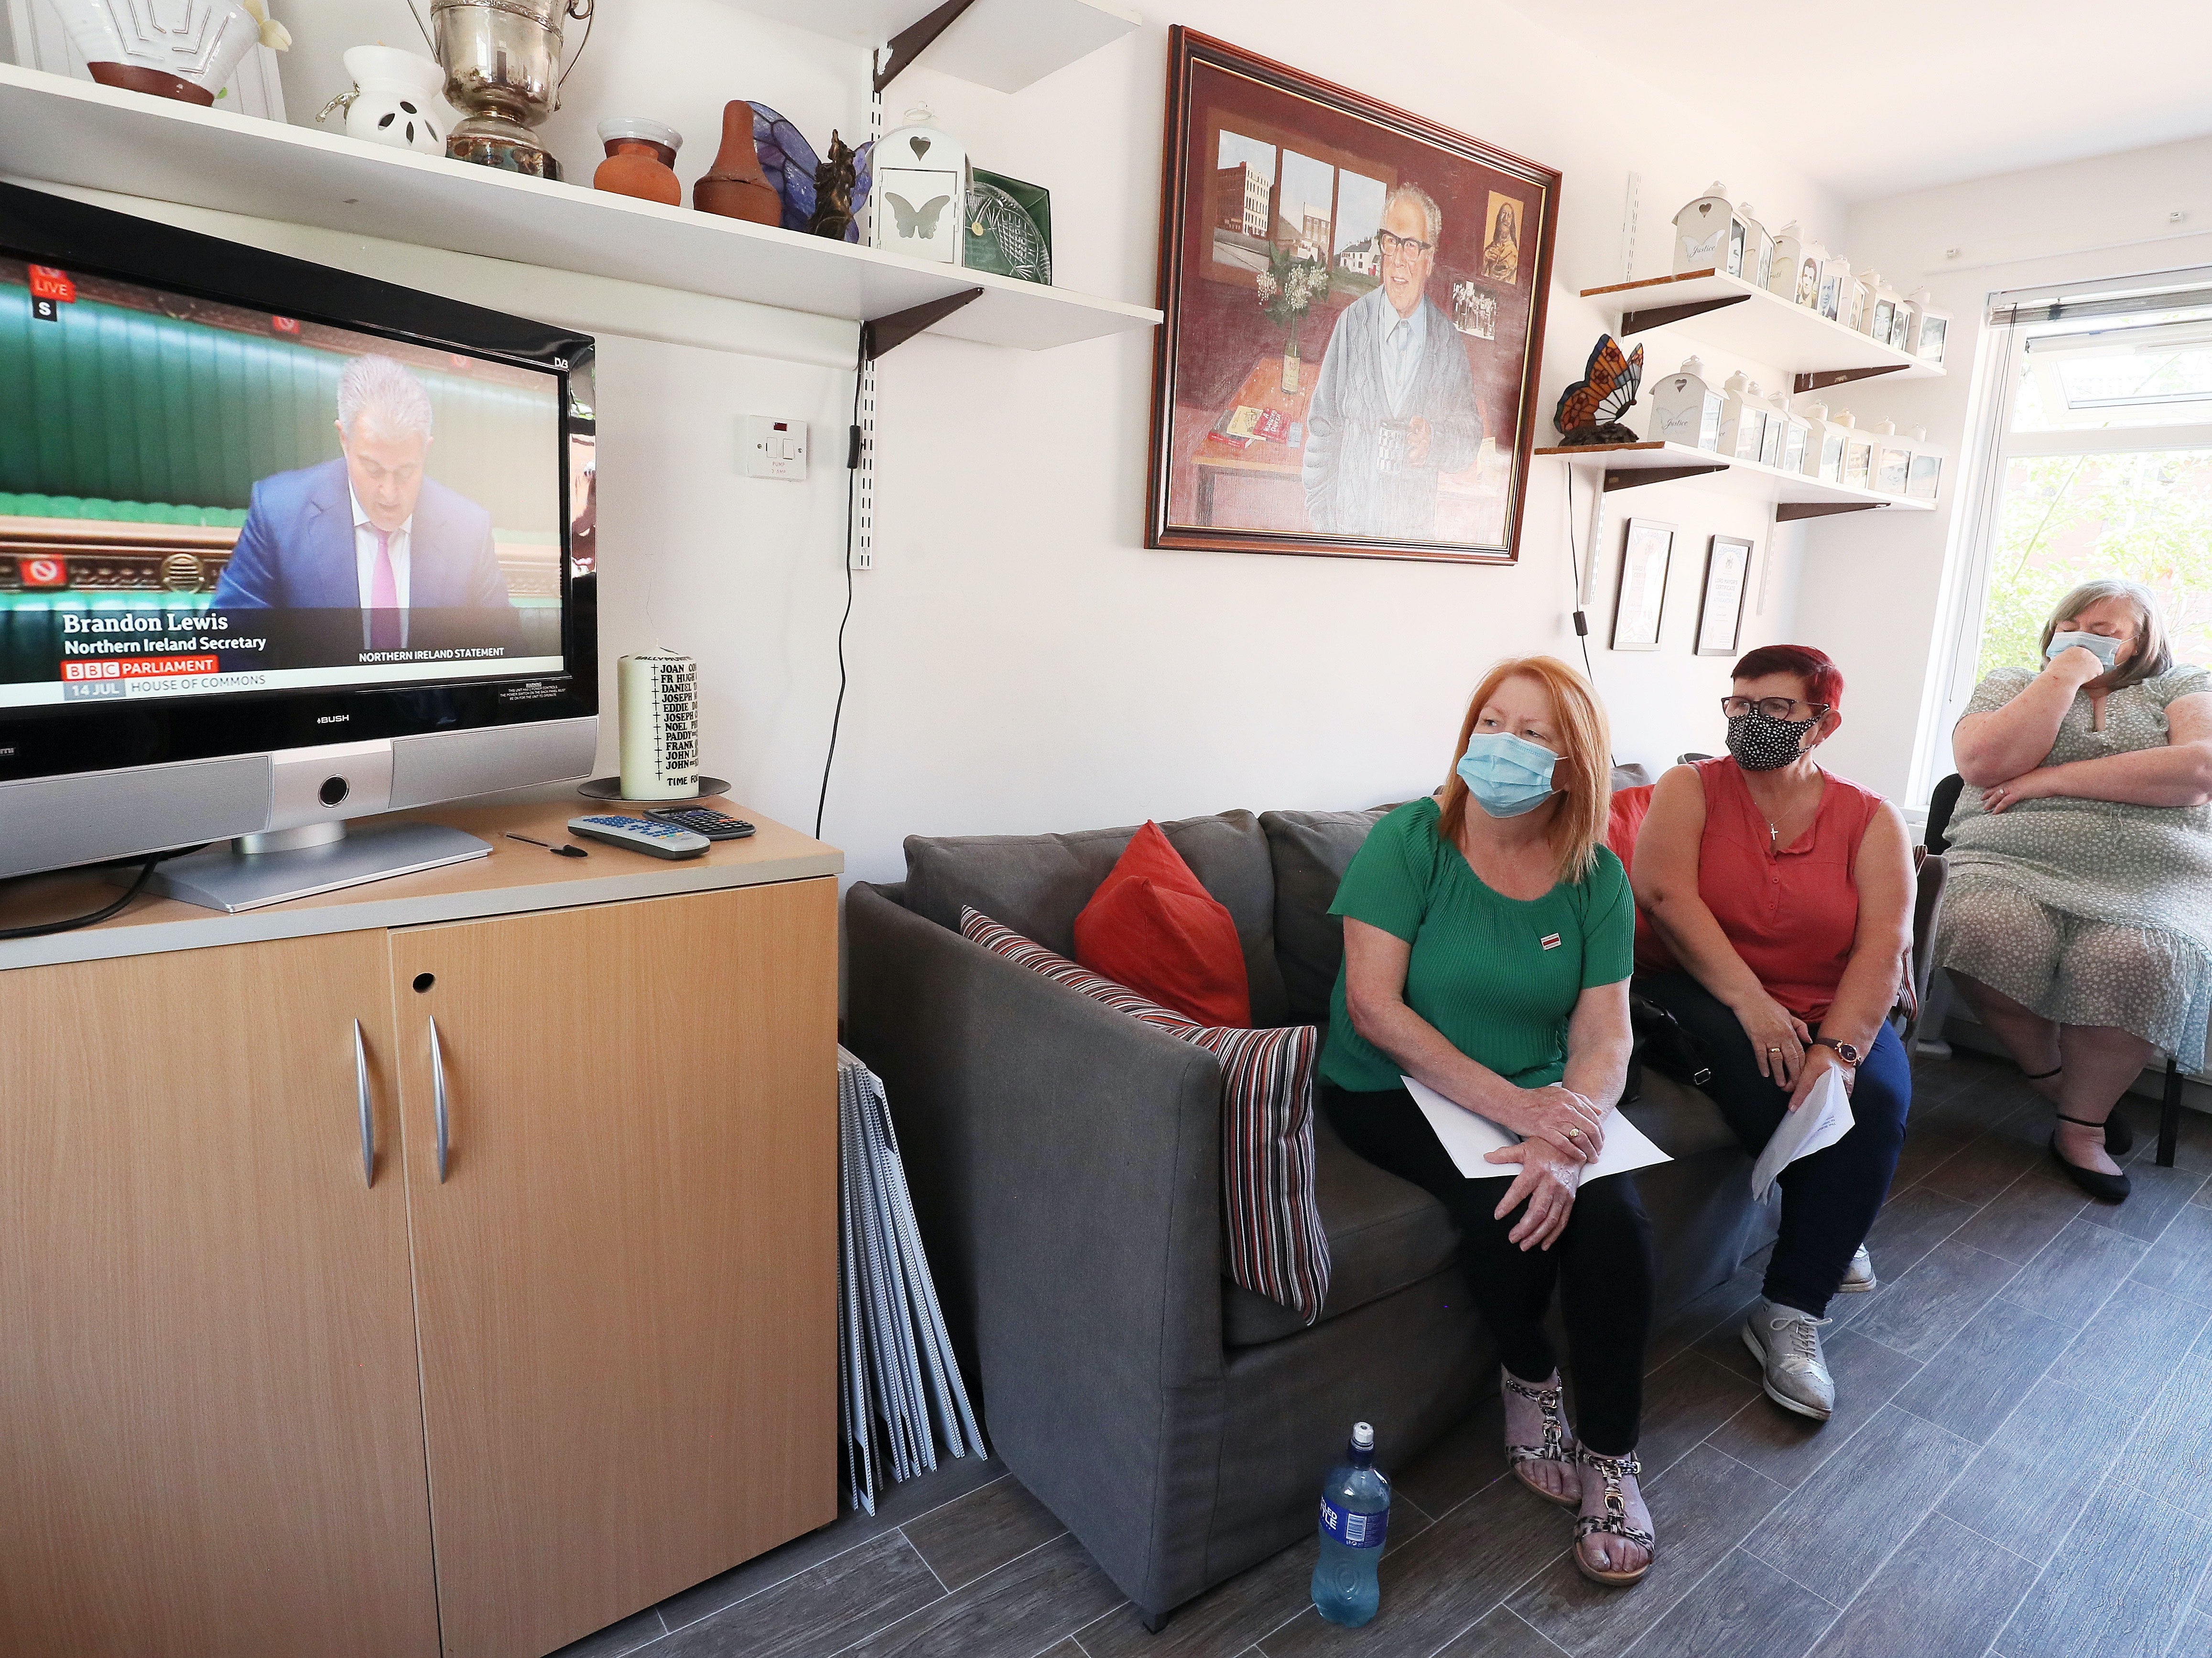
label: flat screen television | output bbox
[0,181,598,910]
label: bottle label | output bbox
[1320,1494,1387,1549]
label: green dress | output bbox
[1320,796,1634,1093]
[1936,663,2212,1068]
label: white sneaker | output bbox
[1837,1245,1876,1293]
[1742,1300,1835,1420]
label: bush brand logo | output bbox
[1540,932,1562,950]
[317,714,349,724]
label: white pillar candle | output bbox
[618,651,700,800]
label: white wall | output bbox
[1800,135,2212,800]
[76,0,1859,882]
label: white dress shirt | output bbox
[352,484,413,649]
[1377,293,1427,419]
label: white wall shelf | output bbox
[1582,269,1944,395]
[0,64,1160,352]
[719,0,1142,94]
[1535,441,1937,521]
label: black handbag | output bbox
[1621,988,1715,1105]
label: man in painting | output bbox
[1302,184,1483,540]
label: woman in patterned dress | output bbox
[1937,579,2212,1201]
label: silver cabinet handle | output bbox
[354,1019,374,1189]
[429,1016,450,1183]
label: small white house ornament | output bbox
[1672,182,1736,274]
[1648,355,1724,450]
[873,104,968,264]
[1815,250,1853,323]
[1798,401,1847,482]
[1756,384,1790,468]
[1768,222,1822,306]
[1849,269,1883,335]
[1773,392,1812,475]
[1869,419,1912,494]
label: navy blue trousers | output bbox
[1635,971,1912,1318]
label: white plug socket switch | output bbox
[743,416,809,481]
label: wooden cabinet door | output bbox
[0,932,441,1658]
[389,880,839,1658]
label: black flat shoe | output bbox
[2050,1124,2131,1203]
[2026,1068,2134,1156]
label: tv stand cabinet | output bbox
[0,798,842,1658]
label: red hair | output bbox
[1732,644,1843,709]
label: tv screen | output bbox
[0,255,567,711]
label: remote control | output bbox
[645,806,757,841]
[565,814,711,859]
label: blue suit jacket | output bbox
[212,458,510,611]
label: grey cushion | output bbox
[1223,1110,1459,1347]
[1259,807,1392,1028]
[904,811,1290,1028]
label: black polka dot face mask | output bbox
[1726,709,1821,771]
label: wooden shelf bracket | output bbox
[873,0,979,92]
[1791,363,1912,395]
[1619,293,1751,336]
[1775,500,1886,522]
[863,287,985,359]
[1602,462,1729,492]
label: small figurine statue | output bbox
[808,131,859,240]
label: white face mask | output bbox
[2047,630,2121,670]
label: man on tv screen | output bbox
[213,353,512,648]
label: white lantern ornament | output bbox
[1773,391,1812,475]
[1672,182,1740,275]
[1815,250,1853,324]
[1797,400,1846,482]
[1869,420,1913,495]
[1907,425,1946,500]
[1836,411,1876,489]
[1756,384,1790,469]
[1736,202,1775,290]
[873,104,969,265]
[1647,355,1725,451]
[1718,371,1768,462]
[1906,288,1952,364]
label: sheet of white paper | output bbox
[1401,1076,1672,1182]
[1750,1067,1854,1200]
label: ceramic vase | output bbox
[56,0,265,106]
[594,118,683,206]
[694,102,781,225]
[326,46,445,154]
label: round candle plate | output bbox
[577,775,732,802]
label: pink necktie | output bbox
[369,527,400,650]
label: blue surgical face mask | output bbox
[1456,731,1561,818]
[2046,630,2122,670]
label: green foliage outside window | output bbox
[1979,449,2212,681]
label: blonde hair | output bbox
[1437,656,1613,886]
[2040,578,2173,687]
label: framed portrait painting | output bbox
[1696,534,1754,656]
[1146,28,1560,565]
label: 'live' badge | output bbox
[1540,932,1562,950]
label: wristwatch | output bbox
[1811,1036,1861,1065]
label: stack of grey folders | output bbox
[836,1048,986,1515]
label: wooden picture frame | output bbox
[1145,27,1561,565]
[1696,534,1754,657]
[1610,518,1674,651]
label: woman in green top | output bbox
[1322,656,1651,1588]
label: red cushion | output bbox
[1606,783,1655,877]
[1074,821,1252,1028]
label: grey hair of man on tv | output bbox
[1386,183,1442,244]
[338,352,436,441]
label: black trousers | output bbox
[1634,971,1912,1319]
[1321,1082,1655,1456]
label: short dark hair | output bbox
[1732,643,1843,709]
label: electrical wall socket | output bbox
[743,416,808,481]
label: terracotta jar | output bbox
[693,101,781,225]
[594,118,683,206]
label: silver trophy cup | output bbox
[432,0,594,177]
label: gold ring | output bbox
[1567,1127,1582,1138]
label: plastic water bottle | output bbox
[1311,1421,1390,1626]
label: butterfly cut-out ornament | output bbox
[1552,333,1645,446]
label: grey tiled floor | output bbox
[556,1054,2212,1658]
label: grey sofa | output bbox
[843,805,1776,1628]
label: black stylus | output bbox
[507,832,588,858]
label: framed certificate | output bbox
[1609,518,1674,651]
[1696,534,1754,657]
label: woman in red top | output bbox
[1631,645,1915,1424]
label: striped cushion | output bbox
[963,906,1330,1325]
